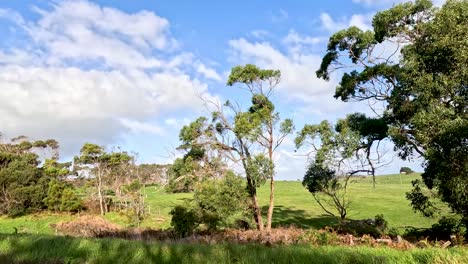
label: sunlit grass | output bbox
[1,234,467,264]
[0,174,443,234]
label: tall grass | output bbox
[1,234,467,264]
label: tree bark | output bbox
[97,166,104,216]
[266,124,274,231]
[246,173,264,231]
[252,189,264,231]
[266,176,274,231]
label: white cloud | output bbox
[196,63,222,82]
[228,38,343,114]
[251,30,270,39]
[274,149,308,181]
[320,13,373,32]
[119,118,164,135]
[228,34,370,179]
[0,0,218,156]
[164,118,191,127]
[283,30,326,54]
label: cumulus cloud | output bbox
[228,37,353,117]
[196,63,222,82]
[320,12,373,32]
[0,0,219,156]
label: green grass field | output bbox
[0,174,444,235]
[1,234,468,264]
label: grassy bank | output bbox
[0,174,443,235]
[1,234,467,264]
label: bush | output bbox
[400,167,414,174]
[170,205,199,237]
[169,174,249,236]
[338,214,388,238]
[404,217,465,242]
[43,179,82,212]
[193,172,249,229]
[0,157,49,216]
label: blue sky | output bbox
[0,0,438,179]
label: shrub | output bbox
[338,214,388,238]
[430,217,462,241]
[60,188,83,212]
[404,217,465,242]
[44,179,82,212]
[170,205,199,237]
[400,167,414,174]
[193,172,249,229]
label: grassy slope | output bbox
[1,234,468,264]
[0,174,442,234]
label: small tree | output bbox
[296,116,388,220]
[170,172,250,235]
[74,143,132,216]
[178,64,294,231]
[302,163,350,220]
[120,180,146,227]
[193,172,250,230]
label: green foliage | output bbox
[429,217,464,241]
[169,205,198,237]
[166,157,198,193]
[317,0,468,225]
[404,216,465,241]
[302,163,350,220]
[0,135,65,217]
[43,179,82,213]
[74,143,133,216]
[295,118,361,168]
[4,234,468,264]
[178,64,293,230]
[168,117,229,193]
[246,155,274,188]
[0,175,446,234]
[338,214,389,238]
[43,179,63,211]
[193,173,250,229]
[0,155,48,217]
[170,173,250,234]
[60,188,82,212]
[227,64,280,87]
[302,163,336,194]
[120,180,146,227]
[406,179,438,217]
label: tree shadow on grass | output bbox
[264,205,338,229]
[0,233,408,264]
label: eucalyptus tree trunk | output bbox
[266,123,274,231]
[97,165,105,216]
[243,157,264,231]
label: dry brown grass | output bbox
[52,215,122,237]
[52,221,414,249]
[52,218,459,250]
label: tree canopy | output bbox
[316,0,467,221]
